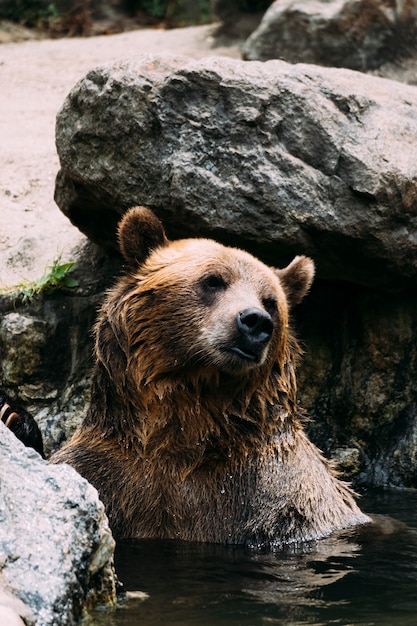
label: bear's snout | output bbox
[237,308,273,343]
[231,307,274,363]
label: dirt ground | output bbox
[1,22,416,288]
[0,22,242,288]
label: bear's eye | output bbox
[198,274,227,305]
[262,297,277,316]
[201,274,227,292]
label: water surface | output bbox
[86,490,417,625]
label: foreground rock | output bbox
[243,0,417,70]
[55,54,417,290]
[0,422,118,626]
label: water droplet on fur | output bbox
[220,488,225,494]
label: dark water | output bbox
[85,490,417,626]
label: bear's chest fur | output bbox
[120,451,256,542]
[70,419,369,546]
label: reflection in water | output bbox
[84,490,417,626]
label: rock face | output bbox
[295,282,417,488]
[0,240,120,457]
[242,0,417,70]
[55,55,417,291]
[0,422,117,626]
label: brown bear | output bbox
[52,206,370,546]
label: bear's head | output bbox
[98,207,314,396]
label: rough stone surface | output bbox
[0,421,117,626]
[55,54,417,290]
[295,282,417,488]
[242,0,417,70]
[0,240,120,456]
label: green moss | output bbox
[0,256,78,302]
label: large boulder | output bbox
[242,0,417,70]
[55,54,417,290]
[0,422,118,626]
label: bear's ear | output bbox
[118,206,169,266]
[275,255,315,306]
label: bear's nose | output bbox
[236,308,274,344]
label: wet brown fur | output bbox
[52,207,370,545]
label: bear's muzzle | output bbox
[231,307,273,363]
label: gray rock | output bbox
[242,0,417,70]
[0,239,120,455]
[55,54,417,290]
[0,421,117,626]
[296,282,417,488]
